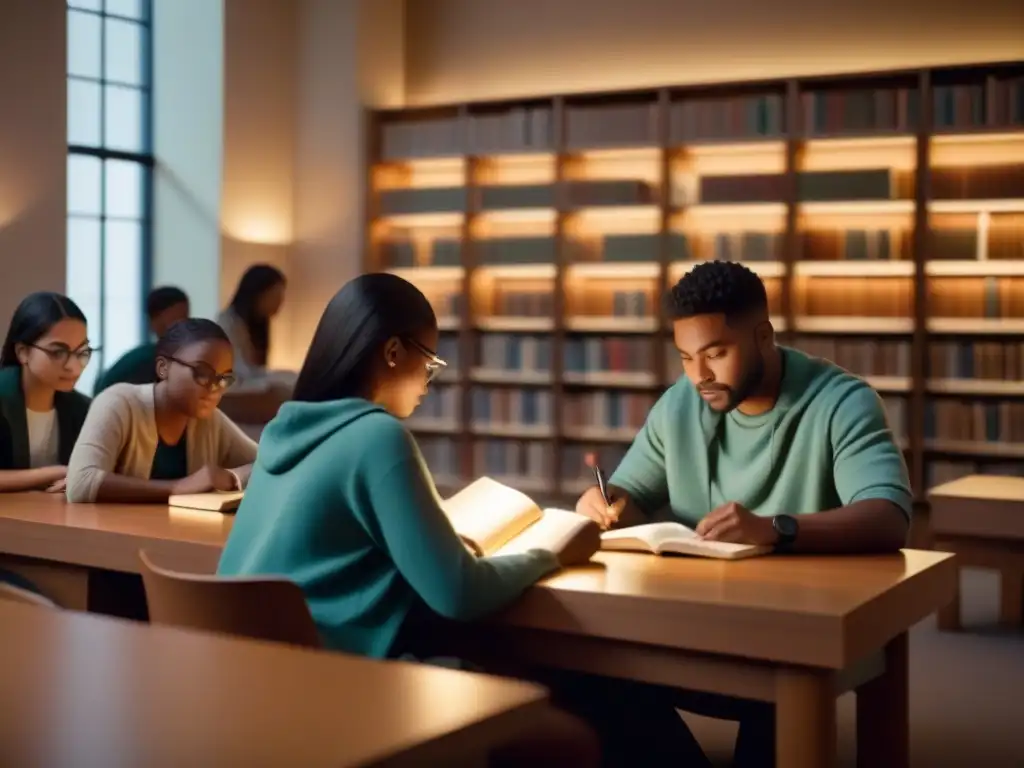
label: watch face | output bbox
[776,515,798,537]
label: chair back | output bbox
[138,550,321,649]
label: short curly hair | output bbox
[665,261,768,322]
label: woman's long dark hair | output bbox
[0,292,88,368]
[228,264,286,367]
[293,273,437,403]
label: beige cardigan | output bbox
[65,383,259,503]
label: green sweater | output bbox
[217,397,559,658]
[0,366,91,469]
[611,346,913,524]
[93,343,158,396]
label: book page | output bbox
[169,490,244,512]
[601,522,697,551]
[441,477,542,556]
[495,508,593,556]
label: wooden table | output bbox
[0,599,550,767]
[928,474,1024,630]
[0,493,958,767]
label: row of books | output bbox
[493,291,555,317]
[565,337,653,376]
[479,334,552,372]
[923,400,1024,444]
[670,94,785,142]
[417,385,460,422]
[792,277,913,318]
[930,277,1024,319]
[928,340,1024,380]
[932,77,1024,131]
[475,439,551,481]
[802,229,909,262]
[472,389,554,428]
[425,291,464,320]
[801,87,919,136]
[790,338,912,378]
[563,392,655,433]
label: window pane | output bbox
[104,85,144,152]
[68,10,101,78]
[68,155,103,216]
[68,79,101,146]
[66,217,103,394]
[104,18,143,86]
[105,0,145,20]
[103,220,143,363]
[105,160,144,219]
[69,0,102,10]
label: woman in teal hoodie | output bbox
[218,273,592,657]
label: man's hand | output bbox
[696,502,778,546]
[575,486,627,531]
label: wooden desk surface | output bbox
[0,600,548,768]
[929,474,1024,501]
[0,493,957,670]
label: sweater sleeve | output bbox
[358,431,559,623]
[211,409,259,479]
[609,389,671,514]
[65,389,131,503]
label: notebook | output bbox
[601,521,772,561]
[168,490,244,513]
[441,477,597,557]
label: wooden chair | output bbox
[138,550,321,649]
[0,582,58,609]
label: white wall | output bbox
[151,0,225,319]
[0,0,68,323]
[406,0,1024,104]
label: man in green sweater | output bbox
[575,260,912,766]
[93,286,190,395]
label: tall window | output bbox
[66,0,153,393]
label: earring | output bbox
[388,360,396,368]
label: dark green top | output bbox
[0,366,91,470]
[93,343,158,396]
[150,435,189,481]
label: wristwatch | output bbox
[772,514,799,551]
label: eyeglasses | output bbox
[404,338,448,383]
[166,357,237,392]
[30,344,97,367]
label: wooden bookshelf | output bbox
[366,61,1024,503]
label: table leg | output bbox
[935,565,961,631]
[1000,569,1023,627]
[856,632,909,768]
[775,667,836,768]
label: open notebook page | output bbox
[441,477,542,555]
[602,522,698,549]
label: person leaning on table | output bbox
[572,260,913,768]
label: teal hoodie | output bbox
[611,346,912,524]
[217,398,559,658]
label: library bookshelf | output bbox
[365,61,1024,505]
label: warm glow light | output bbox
[472,208,556,238]
[373,158,465,189]
[567,205,661,234]
[475,154,556,185]
[928,318,1024,335]
[926,260,1024,277]
[794,316,914,334]
[378,211,464,229]
[676,203,786,234]
[930,199,1024,214]
[565,149,660,184]
[679,141,786,176]
[802,136,917,171]
[477,264,556,278]
[568,262,659,279]
[565,316,659,333]
[475,316,555,331]
[794,261,915,278]
[221,215,293,246]
[387,266,465,281]
[801,200,914,215]
[931,133,1024,167]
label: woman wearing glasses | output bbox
[0,292,94,493]
[65,318,258,504]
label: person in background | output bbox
[574,260,912,766]
[216,273,701,767]
[65,318,258,504]
[93,286,190,395]
[0,292,94,598]
[0,292,93,494]
[217,264,286,386]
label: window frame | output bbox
[67,0,155,388]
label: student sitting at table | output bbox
[65,318,258,504]
[93,286,190,395]
[573,260,913,767]
[216,273,707,767]
[0,292,93,494]
[217,264,287,387]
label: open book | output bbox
[168,490,244,513]
[441,477,597,557]
[601,522,771,561]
